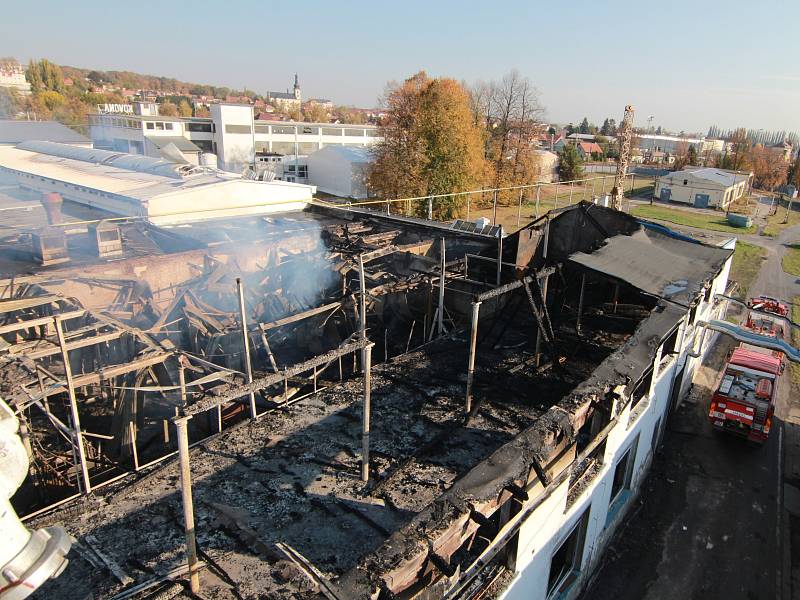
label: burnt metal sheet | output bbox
[568,228,731,305]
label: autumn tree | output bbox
[303,103,329,123]
[26,59,64,94]
[469,70,545,200]
[158,101,178,117]
[750,144,789,190]
[558,144,584,181]
[368,71,486,218]
[334,106,367,124]
[177,99,193,117]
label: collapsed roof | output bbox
[1,201,732,599]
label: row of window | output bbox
[145,121,176,131]
[548,428,645,598]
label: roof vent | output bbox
[32,227,69,266]
[88,220,123,258]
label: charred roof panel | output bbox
[567,227,731,306]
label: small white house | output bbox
[307,145,373,199]
[655,167,752,209]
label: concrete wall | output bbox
[497,252,732,600]
[211,104,254,173]
[656,176,747,209]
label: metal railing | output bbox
[324,172,646,227]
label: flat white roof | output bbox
[0,144,316,223]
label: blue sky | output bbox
[3,0,799,134]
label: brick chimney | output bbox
[40,192,63,225]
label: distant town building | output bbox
[0,59,31,95]
[306,98,334,110]
[574,141,604,160]
[266,74,302,111]
[655,167,752,209]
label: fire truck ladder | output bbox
[691,319,800,363]
[715,294,800,331]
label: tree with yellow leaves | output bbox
[368,72,486,218]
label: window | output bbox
[344,128,364,136]
[146,122,155,130]
[254,125,270,134]
[660,325,680,357]
[365,129,380,137]
[683,179,688,185]
[225,124,252,134]
[164,122,174,130]
[547,508,590,598]
[610,437,638,505]
[322,127,343,136]
[630,368,653,410]
[272,125,296,135]
[155,122,164,130]
[186,122,212,133]
[300,126,318,134]
[651,416,662,453]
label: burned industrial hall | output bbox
[0,174,733,600]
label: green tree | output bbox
[368,71,486,218]
[558,144,584,181]
[578,117,590,134]
[177,99,193,117]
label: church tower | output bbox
[293,74,301,101]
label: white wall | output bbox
[212,104,254,173]
[498,255,732,600]
[307,148,370,199]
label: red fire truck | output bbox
[707,296,787,444]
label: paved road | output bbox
[582,200,800,600]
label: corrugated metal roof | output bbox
[663,168,750,188]
[17,140,185,179]
[0,120,89,145]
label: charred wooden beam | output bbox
[185,339,369,415]
[259,301,342,332]
[474,266,558,303]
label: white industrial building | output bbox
[0,141,315,225]
[306,145,373,199]
[89,102,380,174]
[636,134,725,157]
[655,167,752,209]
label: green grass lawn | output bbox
[792,297,800,387]
[763,198,800,237]
[631,204,756,234]
[782,244,800,277]
[729,241,768,299]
